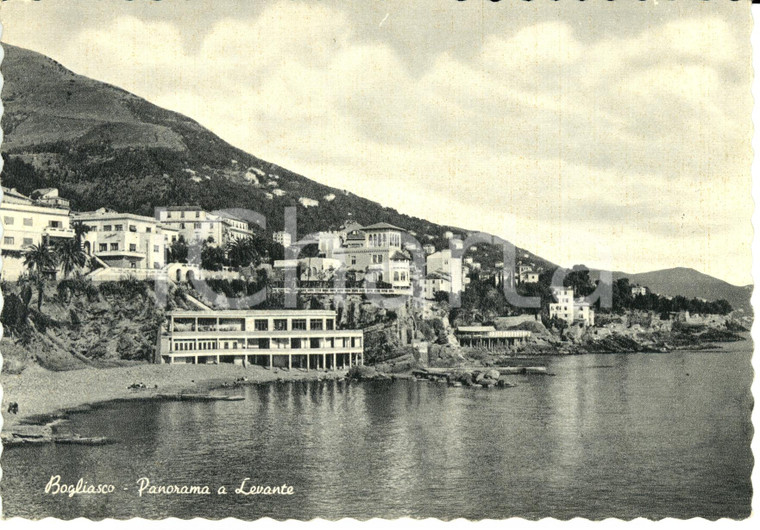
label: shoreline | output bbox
[1,363,349,444]
[1,337,747,444]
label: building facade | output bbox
[1,187,75,281]
[455,326,532,348]
[158,309,364,369]
[422,272,452,300]
[631,286,648,296]
[73,209,172,270]
[332,222,412,287]
[426,249,464,296]
[549,287,595,327]
[156,206,253,247]
[272,230,293,248]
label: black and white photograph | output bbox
[0,0,754,522]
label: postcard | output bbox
[0,0,754,522]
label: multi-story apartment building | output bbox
[422,272,452,300]
[549,287,595,327]
[631,285,649,296]
[519,270,540,284]
[158,309,364,369]
[272,230,292,248]
[73,209,173,270]
[155,206,253,247]
[426,249,464,296]
[0,187,74,280]
[332,223,412,287]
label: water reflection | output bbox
[1,348,752,520]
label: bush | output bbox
[2,356,26,375]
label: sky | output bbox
[0,0,753,285]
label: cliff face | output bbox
[0,278,189,372]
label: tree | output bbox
[56,238,88,278]
[71,221,92,244]
[168,236,189,263]
[23,242,58,311]
[226,237,259,268]
[201,244,227,271]
[564,265,595,297]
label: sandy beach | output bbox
[1,363,347,439]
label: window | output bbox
[180,223,186,229]
[103,225,112,231]
[326,319,334,330]
[195,211,200,218]
[309,319,323,331]
[154,245,160,252]
[3,216,14,225]
[128,225,136,232]
[351,255,357,265]
[393,272,399,281]
[257,338,270,349]
[23,218,33,227]
[22,238,33,247]
[194,223,202,229]
[181,212,185,219]
[115,225,123,231]
[3,236,14,245]
[291,338,302,349]
[110,243,119,251]
[254,319,269,331]
[129,243,137,252]
[292,319,307,330]
[99,243,108,252]
[146,227,152,233]
[274,319,288,331]
[49,220,61,228]
[310,338,321,349]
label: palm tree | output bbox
[71,221,92,244]
[23,242,58,311]
[226,237,259,268]
[56,238,88,278]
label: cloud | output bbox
[3,2,751,284]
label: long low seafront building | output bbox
[455,326,532,348]
[158,309,364,370]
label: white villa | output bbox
[631,285,649,296]
[155,206,253,246]
[426,249,464,296]
[73,209,177,270]
[332,222,412,288]
[158,309,364,369]
[549,287,595,327]
[272,230,292,248]
[0,187,75,280]
[422,272,452,300]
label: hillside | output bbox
[0,43,751,311]
[0,43,471,249]
[611,267,753,315]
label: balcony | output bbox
[94,250,146,259]
[43,226,75,239]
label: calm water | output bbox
[1,346,753,520]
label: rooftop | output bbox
[168,309,339,317]
[361,222,405,232]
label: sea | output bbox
[1,343,753,520]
